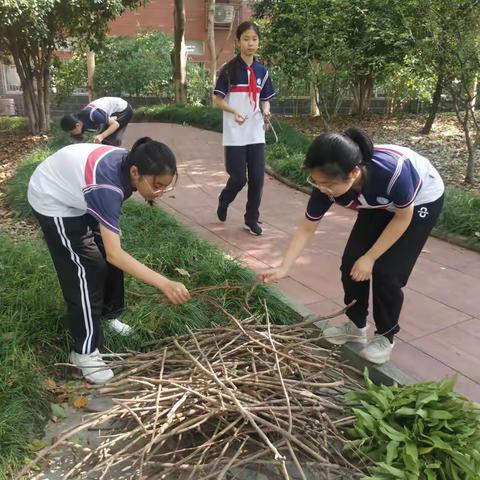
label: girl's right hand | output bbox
[260,267,288,284]
[234,112,246,125]
[161,280,191,304]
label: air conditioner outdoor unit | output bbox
[214,4,235,25]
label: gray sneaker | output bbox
[359,335,394,364]
[323,321,368,345]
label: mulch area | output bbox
[0,129,48,239]
[279,113,480,191]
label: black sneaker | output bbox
[217,204,227,222]
[243,222,263,236]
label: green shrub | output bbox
[346,374,480,479]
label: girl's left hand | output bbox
[350,255,375,282]
[94,135,103,144]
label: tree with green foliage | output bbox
[413,1,480,134]
[0,0,146,134]
[253,0,419,119]
[53,32,210,106]
[443,2,480,184]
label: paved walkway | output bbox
[124,123,480,401]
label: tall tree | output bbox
[173,0,187,104]
[445,7,480,184]
[253,0,417,120]
[207,0,217,91]
[416,1,478,134]
[86,49,96,102]
[0,0,146,134]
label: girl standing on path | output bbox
[60,96,133,146]
[214,21,276,236]
[262,128,444,365]
[28,137,190,384]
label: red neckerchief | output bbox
[246,64,258,111]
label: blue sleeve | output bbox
[84,186,123,233]
[214,66,229,97]
[389,159,422,208]
[305,188,333,221]
[90,107,109,126]
[260,71,276,101]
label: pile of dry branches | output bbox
[21,301,367,480]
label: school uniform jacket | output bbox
[28,143,133,235]
[305,145,445,221]
[214,56,276,146]
[79,97,129,133]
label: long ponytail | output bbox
[343,127,373,166]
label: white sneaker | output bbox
[69,349,114,384]
[360,335,394,365]
[323,321,368,345]
[107,318,132,336]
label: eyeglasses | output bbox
[144,173,178,196]
[306,175,343,190]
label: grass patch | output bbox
[1,139,300,476]
[0,233,67,480]
[435,185,480,244]
[0,116,29,134]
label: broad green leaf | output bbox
[353,408,376,431]
[386,440,399,464]
[424,468,437,480]
[427,410,454,420]
[378,421,406,442]
[404,441,419,474]
[375,462,406,478]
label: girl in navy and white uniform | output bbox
[60,96,133,146]
[263,128,444,365]
[214,21,276,236]
[28,138,190,383]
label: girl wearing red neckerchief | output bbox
[214,21,276,236]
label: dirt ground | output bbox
[279,113,480,191]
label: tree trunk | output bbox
[421,63,445,134]
[469,74,478,113]
[173,0,187,104]
[451,89,475,184]
[310,81,319,117]
[86,50,96,102]
[350,75,373,117]
[10,46,38,133]
[8,36,54,133]
[207,0,216,85]
[464,120,475,184]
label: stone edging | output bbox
[269,285,417,387]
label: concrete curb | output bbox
[269,285,417,388]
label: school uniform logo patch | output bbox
[418,206,429,218]
[257,78,261,85]
[376,196,390,205]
